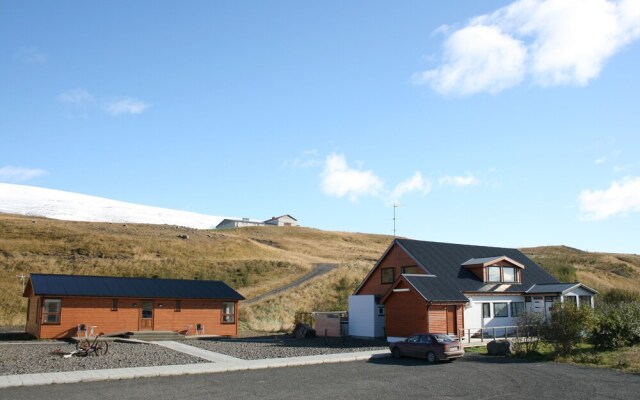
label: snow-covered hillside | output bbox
[0,183,226,229]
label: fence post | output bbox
[493,327,496,340]
[468,329,471,344]
[324,329,328,345]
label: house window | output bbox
[111,299,119,311]
[511,302,525,317]
[401,266,419,274]
[482,303,491,318]
[579,295,591,307]
[42,299,61,324]
[487,266,501,282]
[494,302,508,318]
[503,267,516,282]
[381,268,395,284]
[564,295,577,306]
[175,300,181,312]
[222,302,235,324]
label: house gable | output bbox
[354,241,429,297]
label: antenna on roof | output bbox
[16,273,26,292]
[393,203,404,238]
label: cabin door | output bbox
[446,306,457,335]
[140,301,154,330]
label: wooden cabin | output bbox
[23,273,244,339]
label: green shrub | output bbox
[591,301,640,350]
[599,289,640,304]
[543,304,594,355]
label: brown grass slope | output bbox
[1,214,638,331]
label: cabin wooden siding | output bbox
[357,244,425,297]
[25,295,239,339]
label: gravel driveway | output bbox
[0,336,388,376]
[181,337,389,360]
[0,341,207,376]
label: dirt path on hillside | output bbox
[243,263,337,305]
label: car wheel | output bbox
[426,351,437,363]
[392,347,401,359]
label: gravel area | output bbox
[0,341,208,376]
[181,337,389,360]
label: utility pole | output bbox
[393,203,404,238]
[16,273,27,292]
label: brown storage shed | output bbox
[23,273,244,339]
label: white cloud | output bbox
[57,88,95,107]
[390,172,432,203]
[413,25,527,96]
[284,150,321,169]
[578,176,640,220]
[14,47,47,64]
[439,174,480,187]
[0,166,48,182]
[416,0,640,95]
[321,154,383,201]
[104,98,150,116]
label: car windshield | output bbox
[432,334,455,343]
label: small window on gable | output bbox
[401,265,419,274]
[487,266,501,282]
[381,268,395,284]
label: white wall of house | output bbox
[348,295,385,338]
[265,215,298,227]
[464,294,526,336]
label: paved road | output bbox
[3,355,639,400]
[243,263,337,305]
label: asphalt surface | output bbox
[2,355,639,400]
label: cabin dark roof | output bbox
[402,275,470,302]
[26,274,245,300]
[393,239,559,297]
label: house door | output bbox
[446,306,457,335]
[140,301,154,330]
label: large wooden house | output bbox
[23,274,244,339]
[348,239,596,340]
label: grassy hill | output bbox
[1,214,638,331]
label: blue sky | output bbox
[1,1,639,253]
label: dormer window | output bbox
[488,266,501,282]
[462,256,524,284]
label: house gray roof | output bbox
[26,274,245,300]
[403,274,470,302]
[393,239,559,297]
[526,283,597,295]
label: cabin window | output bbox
[493,303,508,318]
[579,295,591,308]
[42,299,61,324]
[175,300,182,312]
[511,302,525,317]
[222,302,235,324]
[401,265,419,274]
[381,268,395,284]
[111,299,119,311]
[503,267,516,282]
[482,303,491,318]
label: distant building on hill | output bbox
[216,214,298,229]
